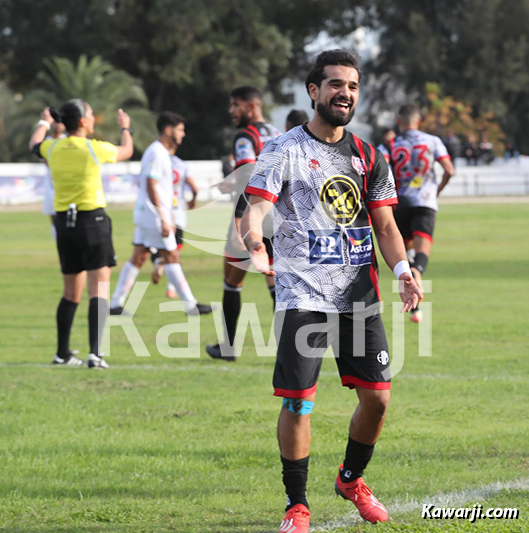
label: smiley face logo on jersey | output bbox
[320,175,361,226]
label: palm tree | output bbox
[11,55,157,160]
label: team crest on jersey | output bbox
[351,156,366,176]
[320,175,361,226]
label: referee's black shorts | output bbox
[273,308,391,398]
[54,208,116,274]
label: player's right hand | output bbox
[161,220,171,238]
[249,241,275,277]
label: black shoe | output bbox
[188,303,216,316]
[109,306,132,316]
[52,354,85,367]
[87,353,110,369]
[206,343,237,362]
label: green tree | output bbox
[11,55,156,161]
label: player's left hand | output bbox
[187,197,197,210]
[398,272,423,312]
[249,241,275,277]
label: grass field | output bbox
[0,202,528,532]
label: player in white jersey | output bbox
[379,104,454,322]
[241,50,422,531]
[110,112,212,316]
[42,122,66,238]
[151,152,199,297]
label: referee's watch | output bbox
[121,127,133,135]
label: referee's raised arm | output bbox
[116,108,134,161]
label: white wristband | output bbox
[393,260,412,279]
[36,120,51,131]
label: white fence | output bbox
[1,158,529,206]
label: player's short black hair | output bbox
[305,49,362,109]
[398,104,421,122]
[50,99,87,133]
[230,86,262,103]
[286,109,309,128]
[157,111,185,133]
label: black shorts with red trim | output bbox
[394,206,436,242]
[273,308,391,398]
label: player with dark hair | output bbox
[110,112,212,316]
[241,49,422,531]
[379,104,454,322]
[206,86,281,361]
[285,109,309,131]
[29,101,133,368]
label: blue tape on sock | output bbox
[283,398,314,415]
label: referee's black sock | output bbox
[340,437,375,483]
[222,281,241,346]
[88,297,109,357]
[281,456,310,511]
[57,298,78,358]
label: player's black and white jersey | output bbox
[233,122,282,218]
[379,130,450,211]
[246,124,397,313]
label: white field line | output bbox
[312,477,529,531]
[0,362,526,382]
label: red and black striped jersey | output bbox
[233,122,282,169]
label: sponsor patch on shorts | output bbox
[346,227,373,266]
[308,229,344,264]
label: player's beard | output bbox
[317,98,356,127]
[237,111,250,128]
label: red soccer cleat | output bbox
[279,503,311,532]
[335,467,388,523]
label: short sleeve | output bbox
[233,132,257,168]
[245,140,287,204]
[144,149,167,181]
[35,139,53,160]
[433,136,450,161]
[366,149,398,209]
[91,140,119,164]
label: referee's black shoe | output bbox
[87,353,110,369]
[52,351,85,367]
[206,343,237,362]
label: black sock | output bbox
[89,297,109,356]
[222,281,241,346]
[269,286,276,310]
[57,298,78,358]
[281,456,310,511]
[340,438,375,483]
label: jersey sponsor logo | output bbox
[377,350,389,365]
[308,229,344,264]
[346,227,373,266]
[320,175,361,226]
[309,159,320,170]
[351,156,366,176]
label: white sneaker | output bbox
[87,353,110,369]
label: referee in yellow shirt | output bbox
[29,100,133,368]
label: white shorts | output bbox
[133,226,177,252]
[42,179,55,216]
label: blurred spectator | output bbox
[504,141,520,163]
[442,130,461,165]
[479,135,494,165]
[285,109,309,131]
[464,134,480,165]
